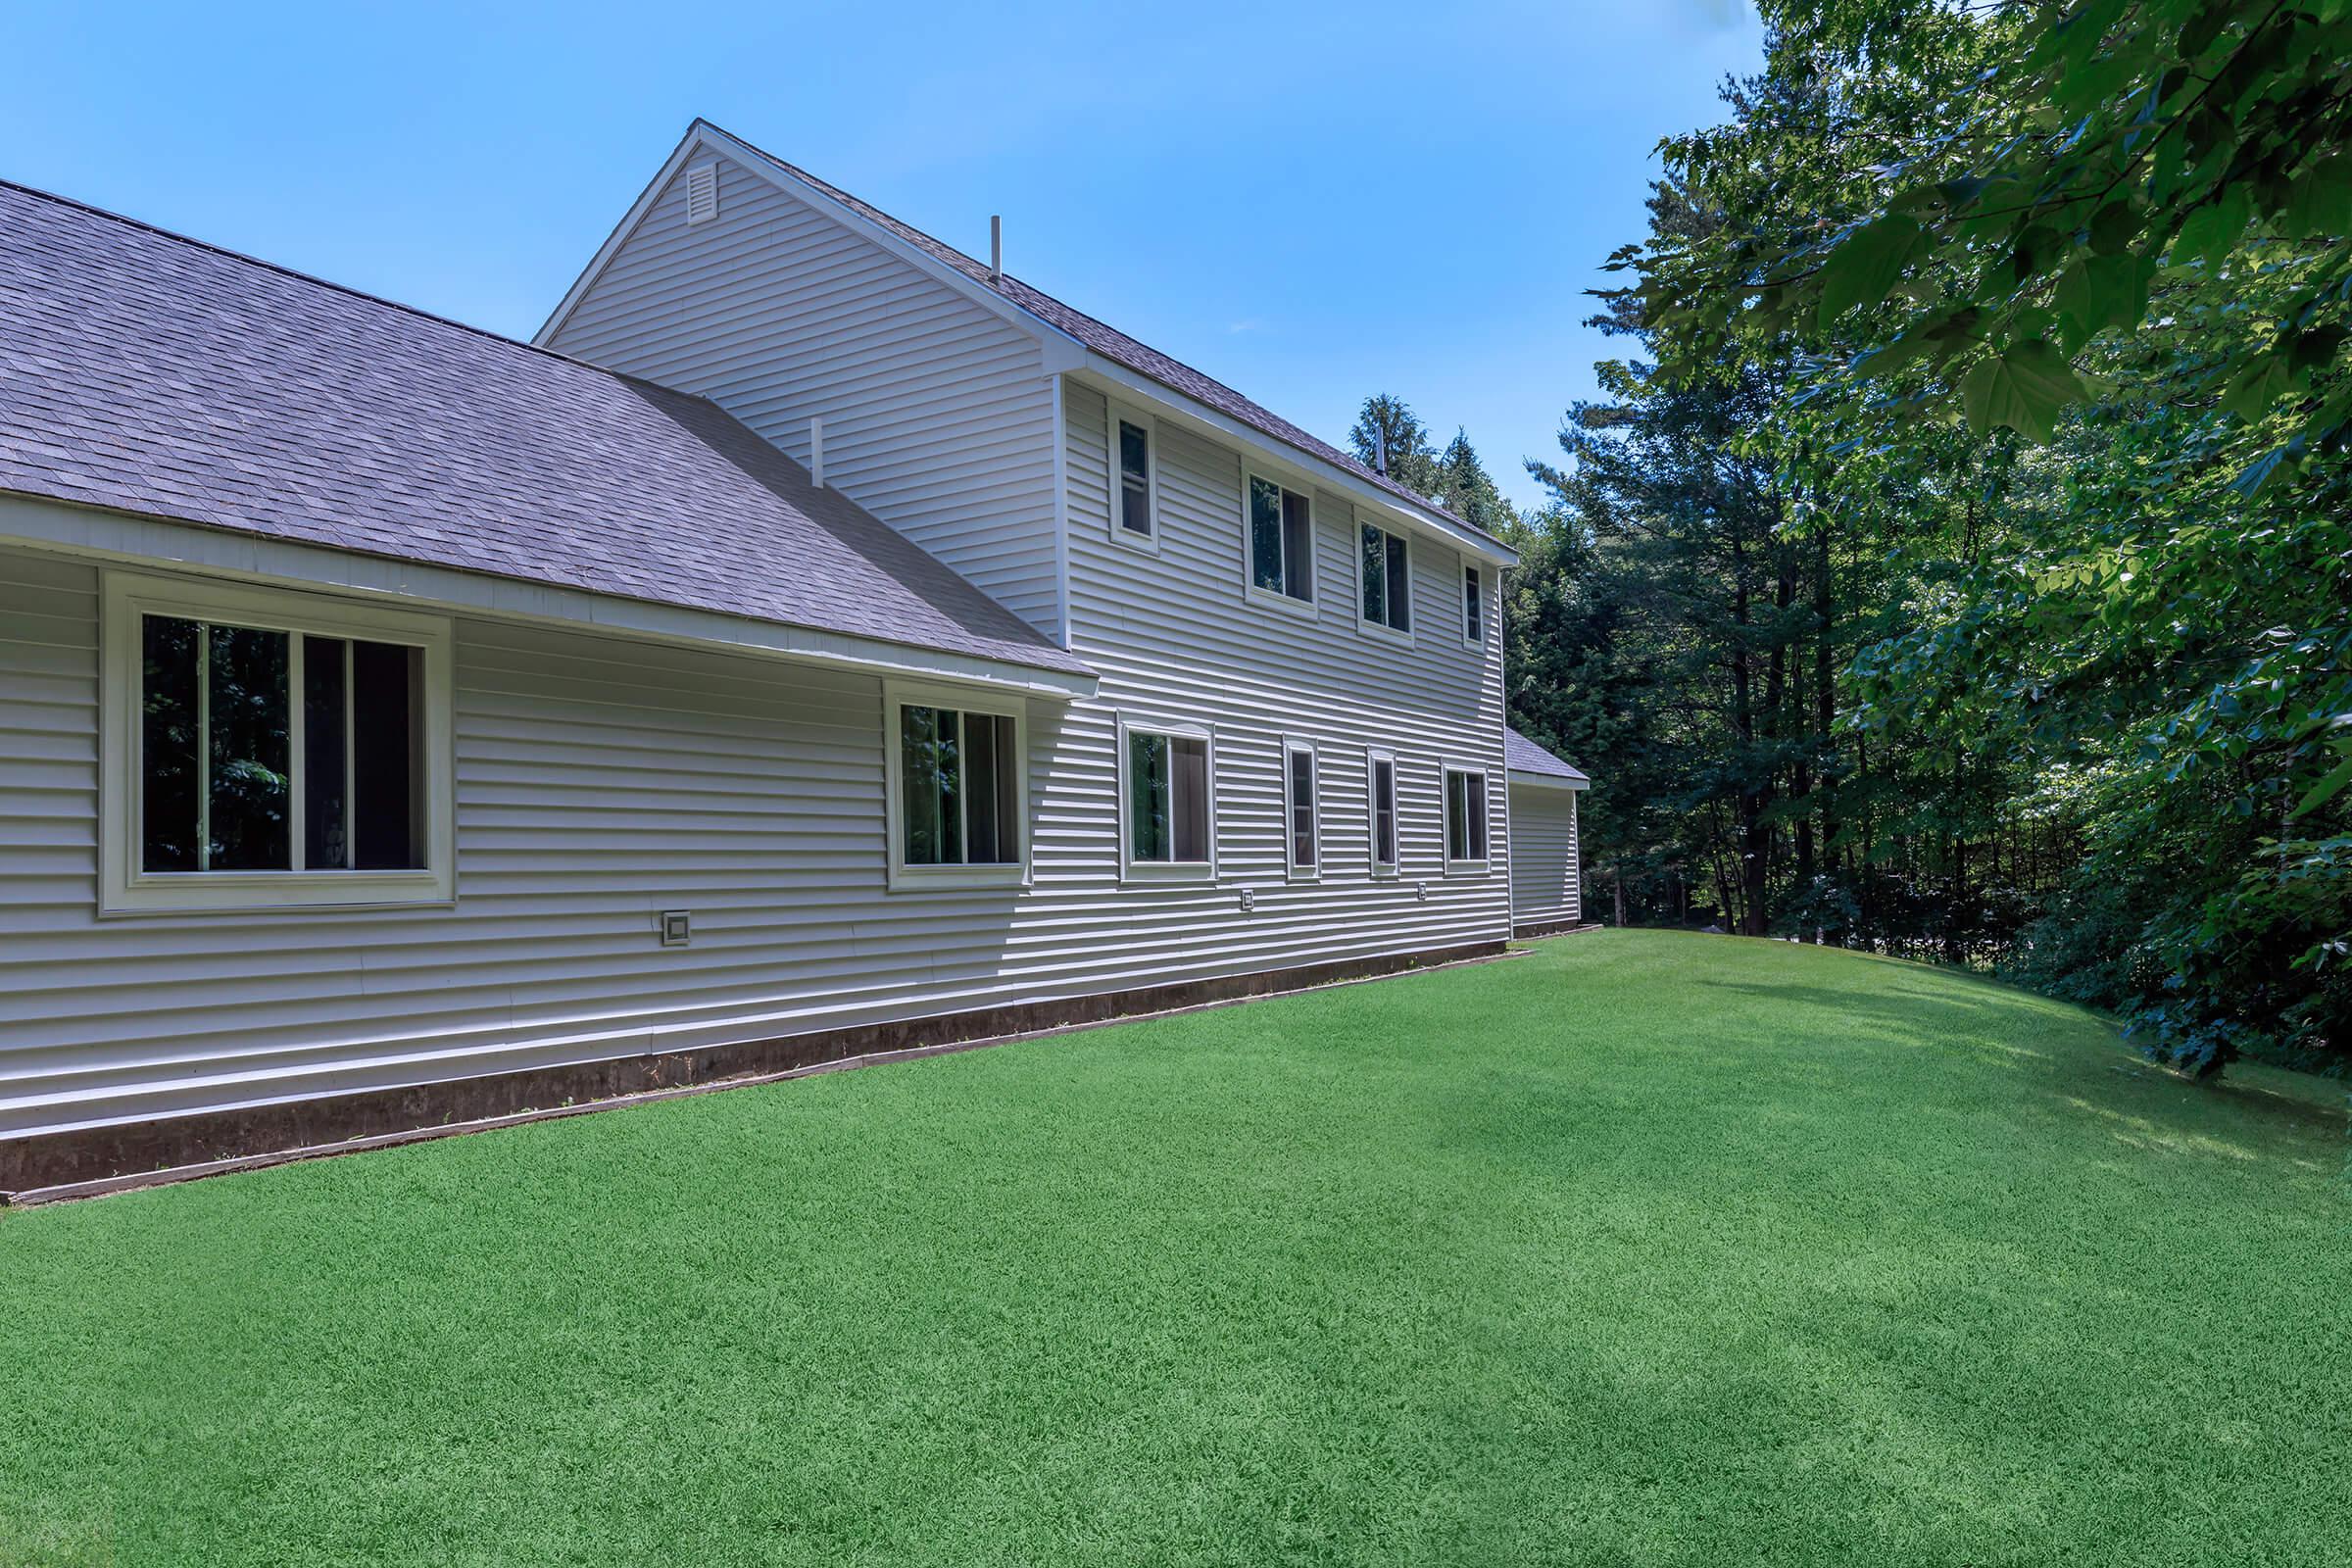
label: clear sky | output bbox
[1,1,1762,511]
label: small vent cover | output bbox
[685,165,718,225]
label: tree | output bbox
[1348,394,1441,494]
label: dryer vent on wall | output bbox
[685,164,718,225]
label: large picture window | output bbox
[1246,474,1314,607]
[884,683,1027,889]
[1445,766,1490,866]
[1122,718,1213,874]
[1360,520,1411,633]
[102,572,452,912]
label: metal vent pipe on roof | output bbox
[809,416,825,488]
[991,216,1002,284]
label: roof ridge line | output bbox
[0,176,612,377]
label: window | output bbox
[1122,718,1214,874]
[1246,474,1314,606]
[1462,563,1485,647]
[1367,748,1399,874]
[1359,520,1411,633]
[1284,739,1318,874]
[884,683,1027,888]
[101,572,451,912]
[1445,767,1490,866]
[1113,413,1156,543]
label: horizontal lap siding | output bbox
[1060,385,1510,972]
[544,155,1060,636]
[1508,785,1582,925]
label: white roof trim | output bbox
[1508,768,1589,792]
[535,122,1513,566]
[0,492,1097,700]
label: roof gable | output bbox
[540,122,1512,563]
[1506,727,1590,784]
[0,181,1088,680]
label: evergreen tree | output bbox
[1348,394,1440,495]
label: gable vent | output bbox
[685,164,718,225]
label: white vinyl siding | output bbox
[1508,782,1582,927]
[1062,383,1507,953]
[542,154,1063,638]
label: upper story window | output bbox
[1360,520,1411,634]
[1462,563,1485,647]
[1368,748,1399,874]
[1114,413,1156,544]
[885,682,1027,889]
[1445,765,1491,867]
[100,572,452,913]
[1284,738,1318,875]
[1246,474,1314,607]
[1122,716,1214,876]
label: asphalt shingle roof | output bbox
[710,123,1498,546]
[0,180,1089,678]
[1506,727,1590,783]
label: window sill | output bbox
[1444,858,1492,876]
[1371,862,1401,879]
[1245,585,1319,620]
[102,868,452,916]
[1123,859,1217,883]
[1109,522,1160,555]
[886,862,1029,893]
[1286,864,1321,883]
[1355,615,1414,647]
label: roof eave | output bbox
[1508,768,1590,791]
[0,490,1099,699]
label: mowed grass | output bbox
[2,931,2345,1567]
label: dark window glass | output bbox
[963,711,1019,865]
[902,706,1017,867]
[1446,771,1487,861]
[207,623,290,871]
[352,640,424,870]
[1385,534,1410,633]
[1129,730,1209,863]
[1360,524,1386,625]
[140,615,200,872]
[1249,476,1285,593]
[1129,729,1170,860]
[1280,490,1312,601]
[1118,420,1152,536]
[1289,748,1316,868]
[303,635,349,870]
[1171,736,1208,860]
[1464,565,1483,643]
[1373,757,1396,867]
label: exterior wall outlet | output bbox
[659,909,691,947]
[1415,881,1430,901]
[1239,888,1256,913]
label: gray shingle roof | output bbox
[0,180,1089,678]
[707,122,1498,546]
[1506,727,1589,783]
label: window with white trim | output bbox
[1360,520,1411,633]
[1123,720,1213,869]
[101,572,452,912]
[884,683,1027,888]
[1246,474,1314,604]
[1113,414,1156,542]
[1445,766,1490,865]
[1367,748,1399,873]
[1462,562,1485,647]
[1284,739,1318,873]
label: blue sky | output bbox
[2,1,1762,511]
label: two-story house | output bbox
[0,122,1586,1194]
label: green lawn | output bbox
[2,931,2344,1567]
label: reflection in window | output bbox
[901,704,1019,866]
[1249,476,1313,602]
[1128,728,1210,863]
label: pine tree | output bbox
[1348,395,1439,495]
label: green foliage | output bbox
[1588,0,2352,1074]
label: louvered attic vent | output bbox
[685,164,718,225]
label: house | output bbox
[0,122,1586,1191]
[1504,730,1590,937]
